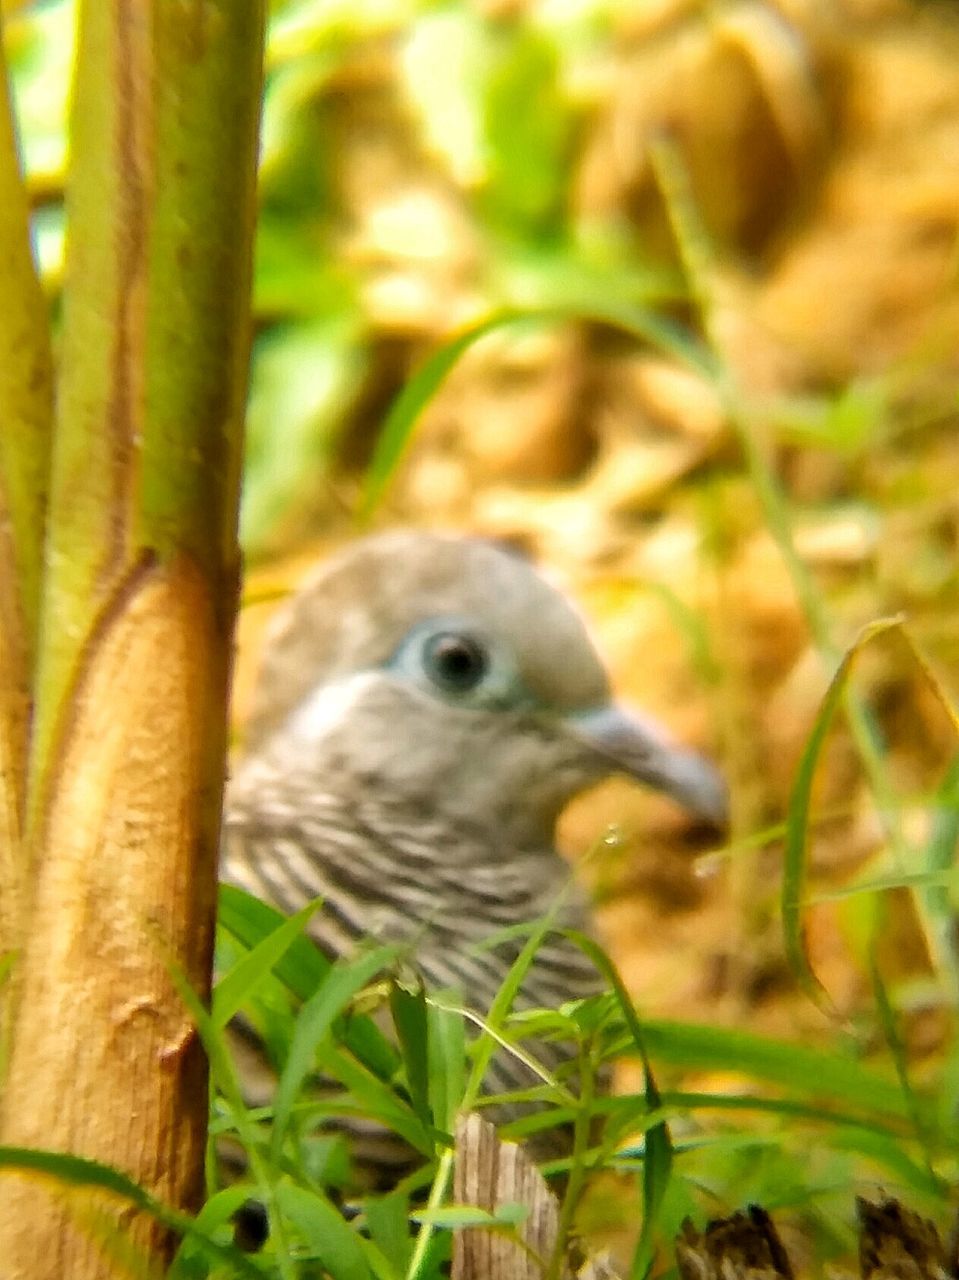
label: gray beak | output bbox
[571,704,727,827]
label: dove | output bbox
[221,531,724,1179]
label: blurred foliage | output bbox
[5,0,690,552]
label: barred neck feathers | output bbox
[224,741,591,946]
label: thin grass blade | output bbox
[271,944,401,1161]
[390,978,431,1131]
[0,1146,262,1279]
[219,884,399,1080]
[782,616,905,1008]
[213,898,321,1029]
[276,1182,375,1280]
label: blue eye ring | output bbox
[422,630,489,694]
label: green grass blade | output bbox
[213,897,321,1029]
[321,1046,434,1156]
[560,931,672,1280]
[168,1185,265,1279]
[406,912,561,1280]
[426,1001,466,1137]
[218,884,331,998]
[276,1181,375,1280]
[390,978,432,1131]
[363,1191,412,1280]
[463,912,562,1105]
[359,311,518,518]
[782,616,905,1008]
[219,884,399,1080]
[810,868,959,903]
[869,947,942,1191]
[359,304,712,518]
[919,755,959,1001]
[629,1021,923,1126]
[0,1146,262,1279]
[271,944,402,1161]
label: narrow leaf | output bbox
[363,1191,411,1279]
[782,616,905,1007]
[560,931,673,1280]
[272,944,401,1159]
[390,979,431,1130]
[0,1146,262,1279]
[219,883,399,1080]
[630,1020,915,1122]
[360,311,518,518]
[213,897,321,1028]
[360,304,711,517]
[276,1182,374,1280]
[426,1001,466,1136]
[322,1046,434,1156]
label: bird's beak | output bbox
[570,704,727,827]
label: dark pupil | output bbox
[426,633,487,691]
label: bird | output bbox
[221,530,725,1181]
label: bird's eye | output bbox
[422,631,489,694]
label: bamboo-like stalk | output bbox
[0,29,54,1058]
[0,3,265,1275]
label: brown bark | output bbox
[676,1207,795,1280]
[453,1112,566,1280]
[0,558,228,1275]
[857,1197,951,1280]
[676,1199,952,1280]
[0,3,263,1271]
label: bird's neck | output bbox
[223,752,580,947]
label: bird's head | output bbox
[243,532,726,850]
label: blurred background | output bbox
[5,0,959,1265]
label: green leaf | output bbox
[321,1045,435,1156]
[360,304,711,518]
[0,1146,262,1279]
[782,616,905,1008]
[390,978,432,1131]
[918,755,959,998]
[464,912,559,1106]
[628,1021,920,1125]
[276,1182,375,1280]
[272,944,402,1160]
[359,311,516,518]
[559,931,672,1280]
[219,884,331,997]
[426,1001,466,1136]
[363,1190,412,1280]
[213,897,322,1029]
[168,1185,265,1279]
[411,1204,525,1228]
[869,947,941,1192]
[505,1009,578,1039]
[481,27,570,234]
[218,884,400,1081]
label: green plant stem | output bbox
[0,34,53,658]
[406,1147,454,1280]
[547,1041,594,1280]
[0,3,266,1275]
[29,0,263,815]
[0,23,54,1056]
